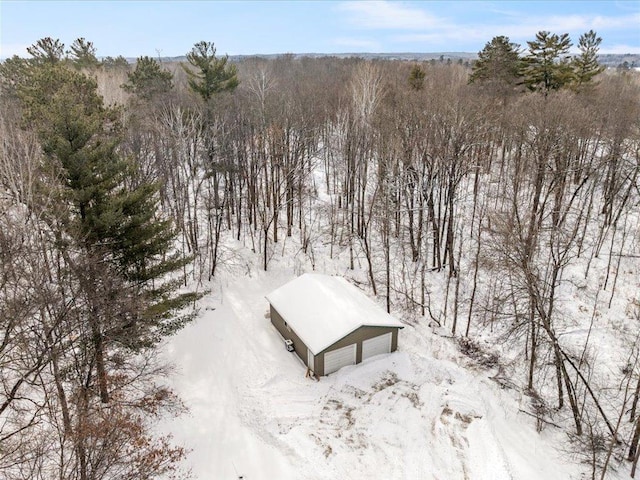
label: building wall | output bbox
[270,305,400,376]
[270,305,314,371]
[315,326,399,376]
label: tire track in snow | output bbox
[158,281,298,480]
[223,279,337,478]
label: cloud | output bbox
[392,13,639,51]
[337,1,443,30]
[336,1,639,52]
[483,13,640,49]
[529,13,640,33]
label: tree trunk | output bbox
[91,314,109,404]
[263,227,268,271]
[630,375,640,423]
[630,417,640,463]
[527,306,537,391]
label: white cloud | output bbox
[392,12,639,51]
[486,13,640,50]
[530,13,640,33]
[592,12,640,29]
[335,2,639,53]
[337,0,443,29]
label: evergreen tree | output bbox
[2,38,66,99]
[572,30,605,87]
[102,55,130,69]
[183,41,239,101]
[19,62,198,400]
[181,41,238,278]
[26,36,64,64]
[469,36,522,90]
[0,55,31,99]
[123,56,174,100]
[68,37,100,70]
[408,64,426,91]
[522,31,574,94]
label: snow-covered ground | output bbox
[158,265,587,480]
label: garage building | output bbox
[266,273,404,376]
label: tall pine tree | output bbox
[67,37,100,70]
[182,41,238,102]
[469,36,522,99]
[522,31,574,94]
[26,36,64,64]
[19,56,198,403]
[123,56,174,100]
[572,30,605,88]
[181,40,239,277]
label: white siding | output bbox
[362,332,392,361]
[324,344,356,375]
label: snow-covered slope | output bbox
[158,267,584,479]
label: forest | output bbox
[0,30,639,479]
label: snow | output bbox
[265,273,404,354]
[158,267,583,480]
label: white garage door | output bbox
[324,343,356,375]
[362,332,392,361]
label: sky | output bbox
[1,0,639,59]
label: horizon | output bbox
[1,1,639,60]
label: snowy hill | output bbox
[158,265,588,479]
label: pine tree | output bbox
[181,41,239,278]
[123,56,173,100]
[0,55,31,99]
[2,56,197,477]
[469,36,522,86]
[572,30,605,88]
[26,36,64,64]
[68,37,100,70]
[2,38,66,99]
[183,41,239,101]
[522,31,574,94]
[19,61,198,400]
[102,55,130,69]
[408,64,426,91]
